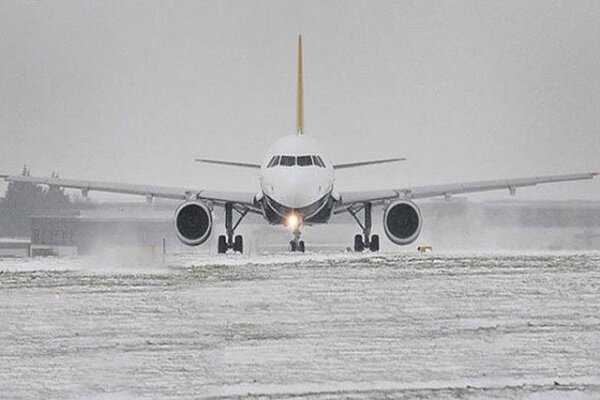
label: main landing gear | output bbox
[349,202,379,252]
[218,203,248,254]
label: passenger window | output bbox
[297,155,313,166]
[267,156,280,168]
[280,156,296,166]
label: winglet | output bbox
[296,35,304,134]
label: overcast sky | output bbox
[1,0,599,201]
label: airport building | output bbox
[0,238,30,257]
[479,200,600,250]
[29,204,178,256]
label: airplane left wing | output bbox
[336,171,599,210]
[0,174,258,208]
[333,157,406,170]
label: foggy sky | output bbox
[1,0,599,201]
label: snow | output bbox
[1,252,599,399]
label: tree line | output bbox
[0,166,88,237]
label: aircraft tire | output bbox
[234,235,243,253]
[298,241,305,253]
[218,235,227,254]
[370,235,380,252]
[354,234,364,252]
[290,241,297,252]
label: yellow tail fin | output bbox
[296,35,304,134]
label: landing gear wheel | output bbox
[290,240,297,252]
[233,235,243,253]
[218,235,227,254]
[369,234,380,252]
[298,240,305,253]
[354,234,365,252]
[350,203,375,253]
[219,202,249,255]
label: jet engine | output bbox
[174,201,213,246]
[383,200,423,245]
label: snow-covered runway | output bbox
[1,252,599,399]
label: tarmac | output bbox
[1,251,599,399]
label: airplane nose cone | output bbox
[269,176,323,208]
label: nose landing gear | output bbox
[349,202,380,252]
[285,212,306,252]
[218,203,248,254]
[289,227,305,252]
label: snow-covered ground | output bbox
[1,251,599,399]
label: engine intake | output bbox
[383,200,422,245]
[174,201,212,246]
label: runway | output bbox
[1,252,599,399]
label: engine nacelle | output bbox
[174,201,212,246]
[383,200,423,245]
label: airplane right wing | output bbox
[336,171,599,210]
[195,159,261,169]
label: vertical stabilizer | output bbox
[296,35,304,134]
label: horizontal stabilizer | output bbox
[195,159,261,169]
[333,157,406,170]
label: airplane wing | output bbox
[0,174,258,208]
[336,172,599,209]
[195,159,261,169]
[333,157,406,170]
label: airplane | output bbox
[1,35,598,253]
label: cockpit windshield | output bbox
[267,156,280,168]
[267,155,326,168]
[313,156,326,168]
[279,156,296,167]
[297,156,313,166]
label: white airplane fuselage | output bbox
[259,134,335,226]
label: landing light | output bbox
[286,213,301,230]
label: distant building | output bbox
[478,200,600,250]
[483,200,600,228]
[30,204,178,256]
[414,199,600,250]
[0,238,30,257]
